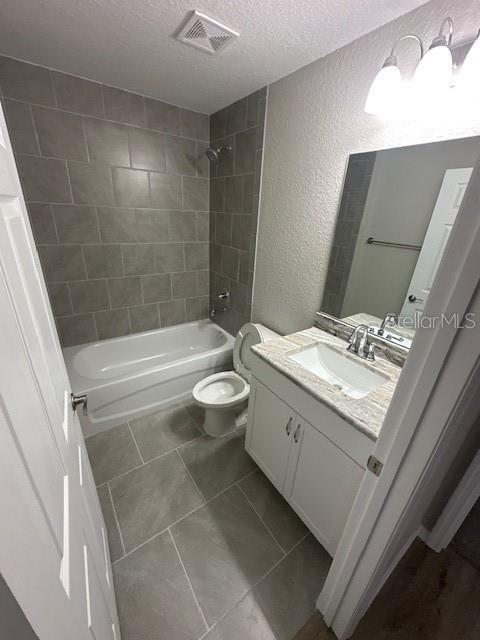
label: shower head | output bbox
[205,145,231,164]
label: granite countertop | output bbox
[252,326,402,441]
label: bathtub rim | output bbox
[63,319,234,394]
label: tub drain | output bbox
[333,384,343,391]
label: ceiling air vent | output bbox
[176,10,239,55]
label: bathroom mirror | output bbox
[321,136,480,334]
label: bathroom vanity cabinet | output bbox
[246,357,375,556]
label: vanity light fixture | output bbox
[412,18,454,96]
[365,17,480,116]
[364,34,423,116]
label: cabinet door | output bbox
[285,418,364,556]
[246,380,295,493]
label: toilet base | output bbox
[203,407,238,438]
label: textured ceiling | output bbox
[0,0,430,114]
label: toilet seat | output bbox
[192,322,280,437]
[233,322,277,382]
[192,371,249,409]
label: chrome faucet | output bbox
[378,312,398,336]
[210,290,230,318]
[347,324,376,361]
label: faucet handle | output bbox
[347,327,358,352]
[364,340,376,361]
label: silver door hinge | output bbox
[367,455,383,476]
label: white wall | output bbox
[253,0,480,334]
[341,138,480,319]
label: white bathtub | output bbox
[63,320,234,437]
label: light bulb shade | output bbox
[364,64,402,115]
[457,35,480,96]
[413,44,452,95]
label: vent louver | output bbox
[176,11,239,55]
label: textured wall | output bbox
[209,89,266,335]
[253,0,480,335]
[0,56,210,347]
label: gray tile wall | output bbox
[209,88,266,335]
[322,152,376,318]
[0,56,210,346]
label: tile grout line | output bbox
[251,530,310,591]
[6,97,209,143]
[175,447,204,501]
[96,429,203,487]
[167,528,210,634]
[112,500,204,564]
[111,467,260,564]
[236,483,287,557]
[127,422,145,464]
[197,531,311,640]
[107,481,126,557]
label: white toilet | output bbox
[192,323,279,437]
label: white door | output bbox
[400,168,473,321]
[284,418,363,556]
[0,104,120,638]
[245,380,295,492]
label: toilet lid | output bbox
[233,323,278,381]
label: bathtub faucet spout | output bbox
[210,306,228,318]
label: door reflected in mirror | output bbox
[321,137,479,344]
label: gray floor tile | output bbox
[183,401,205,430]
[113,531,206,640]
[204,591,278,640]
[251,534,331,640]
[171,486,283,625]
[239,470,308,553]
[179,432,257,500]
[110,451,204,551]
[97,485,124,562]
[130,404,200,461]
[86,424,142,485]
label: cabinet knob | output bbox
[293,424,301,443]
[285,417,292,436]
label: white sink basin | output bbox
[288,342,388,399]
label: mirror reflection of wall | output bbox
[322,136,480,331]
